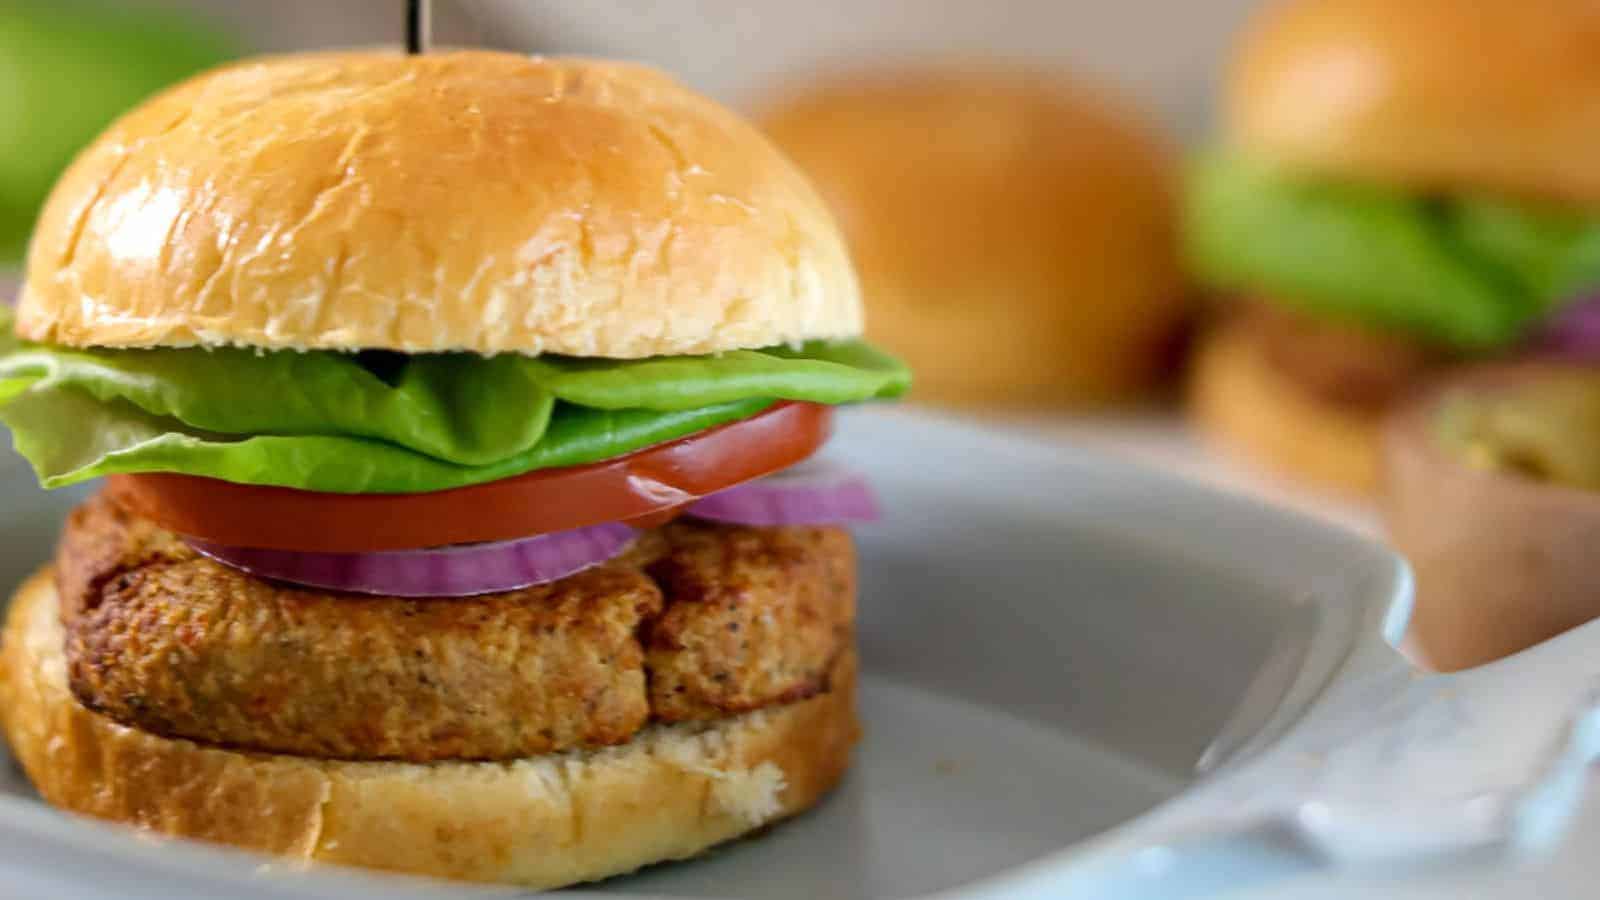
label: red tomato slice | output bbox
[105,402,832,552]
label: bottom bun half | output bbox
[1189,320,1383,495]
[0,568,859,889]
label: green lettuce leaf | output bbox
[0,305,910,493]
[1183,151,1600,349]
[1450,200,1600,312]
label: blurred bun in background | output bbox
[1229,0,1600,206]
[1186,0,1600,494]
[0,1,239,268]
[759,66,1186,408]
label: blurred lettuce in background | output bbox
[1184,152,1600,350]
[0,0,239,266]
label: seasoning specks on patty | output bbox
[56,494,855,763]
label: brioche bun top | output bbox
[1227,0,1600,206]
[17,51,861,356]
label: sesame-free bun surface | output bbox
[0,569,859,889]
[1228,0,1600,206]
[17,51,861,356]
[758,67,1184,408]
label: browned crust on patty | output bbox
[1,568,860,889]
[645,521,855,719]
[56,494,855,763]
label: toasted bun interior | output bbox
[759,67,1184,407]
[0,569,858,889]
[18,51,862,356]
[1227,0,1600,205]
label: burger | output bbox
[757,66,1186,409]
[0,51,907,888]
[1184,0,1600,493]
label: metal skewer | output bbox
[406,0,431,54]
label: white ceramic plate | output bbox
[0,407,1411,898]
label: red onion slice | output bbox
[685,460,880,526]
[1539,293,1600,359]
[188,522,638,597]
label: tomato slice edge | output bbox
[105,402,832,552]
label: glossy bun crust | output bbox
[0,569,859,889]
[1228,0,1600,205]
[17,51,861,356]
[759,67,1184,407]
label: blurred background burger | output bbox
[1184,0,1600,493]
[757,66,1187,408]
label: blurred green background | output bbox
[0,1,238,265]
